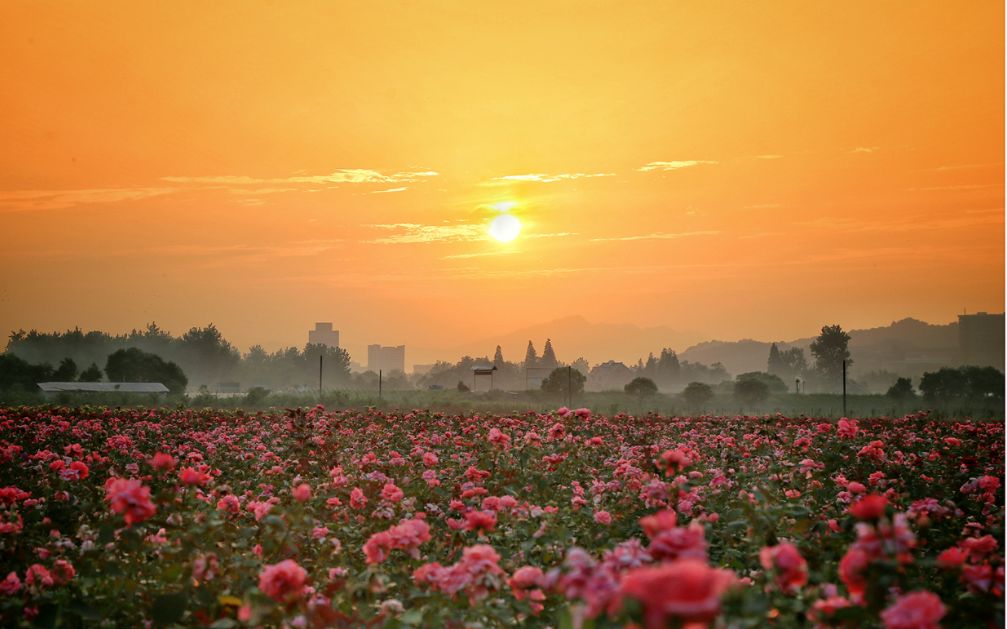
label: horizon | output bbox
[2,310,981,370]
[1,2,1003,370]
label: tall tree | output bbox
[810,324,852,383]
[767,343,783,375]
[540,339,558,369]
[53,357,78,381]
[523,341,538,367]
[493,345,504,366]
[78,363,103,382]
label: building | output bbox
[308,322,340,348]
[37,382,169,399]
[367,344,405,374]
[588,361,634,391]
[958,312,1005,369]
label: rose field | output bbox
[0,406,1002,628]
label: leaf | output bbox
[151,592,188,626]
[399,609,424,625]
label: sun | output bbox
[488,213,521,242]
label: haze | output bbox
[1,1,1003,365]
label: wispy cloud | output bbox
[0,187,176,212]
[907,183,1002,191]
[922,162,1004,172]
[489,172,615,184]
[638,160,717,172]
[850,146,879,154]
[753,154,784,160]
[370,187,409,194]
[366,223,485,244]
[441,250,520,260]
[590,230,719,242]
[163,169,438,186]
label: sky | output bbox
[0,1,1003,366]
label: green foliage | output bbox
[53,357,78,381]
[624,377,658,397]
[78,362,103,382]
[886,377,915,400]
[541,367,586,395]
[105,347,188,394]
[736,371,788,393]
[920,366,1004,401]
[682,381,714,406]
[810,324,852,384]
[734,377,770,405]
[244,386,271,405]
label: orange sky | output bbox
[0,1,1003,366]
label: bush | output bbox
[541,367,586,395]
[886,377,915,400]
[624,377,658,397]
[734,378,770,405]
[681,381,714,407]
[244,386,271,405]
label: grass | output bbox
[2,388,1002,420]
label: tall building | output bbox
[308,322,340,348]
[368,344,405,374]
[958,312,1005,369]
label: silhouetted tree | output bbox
[105,348,188,394]
[920,366,1004,401]
[541,367,585,395]
[886,377,915,400]
[493,345,504,366]
[734,378,770,405]
[810,324,852,383]
[78,363,103,382]
[736,371,787,394]
[0,355,53,390]
[457,380,470,392]
[767,343,783,375]
[571,357,590,375]
[625,377,658,397]
[682,382,714,407]
[523,341,538,368]
[540,339,558,369]
[53,357,78,381]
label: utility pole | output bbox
[842,360,847,416]
[379,369,383,399]
[318,355,323,398]
[795,378,800,394]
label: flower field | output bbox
[0,406,1002,628]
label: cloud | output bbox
[489,172,615,184]
[441,250,520,260]
[0,187,177,212]
[370,187,409,194]
[850,146,879,154]
[589,230,719,242]
[907,183,1002,191]
[753,154,784,160]
[366,223,485,244]
[637,160,717,172]
[162,169,438,186]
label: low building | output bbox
[588,361,634,391]
[37,382,169,398]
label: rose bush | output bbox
[0,405,1001,627]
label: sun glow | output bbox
[488,213,521,242]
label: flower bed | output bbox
[0,406,1002,627]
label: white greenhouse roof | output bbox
[37,382,169,393]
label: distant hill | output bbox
[442,315,697,367]
[679,318,963,379]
